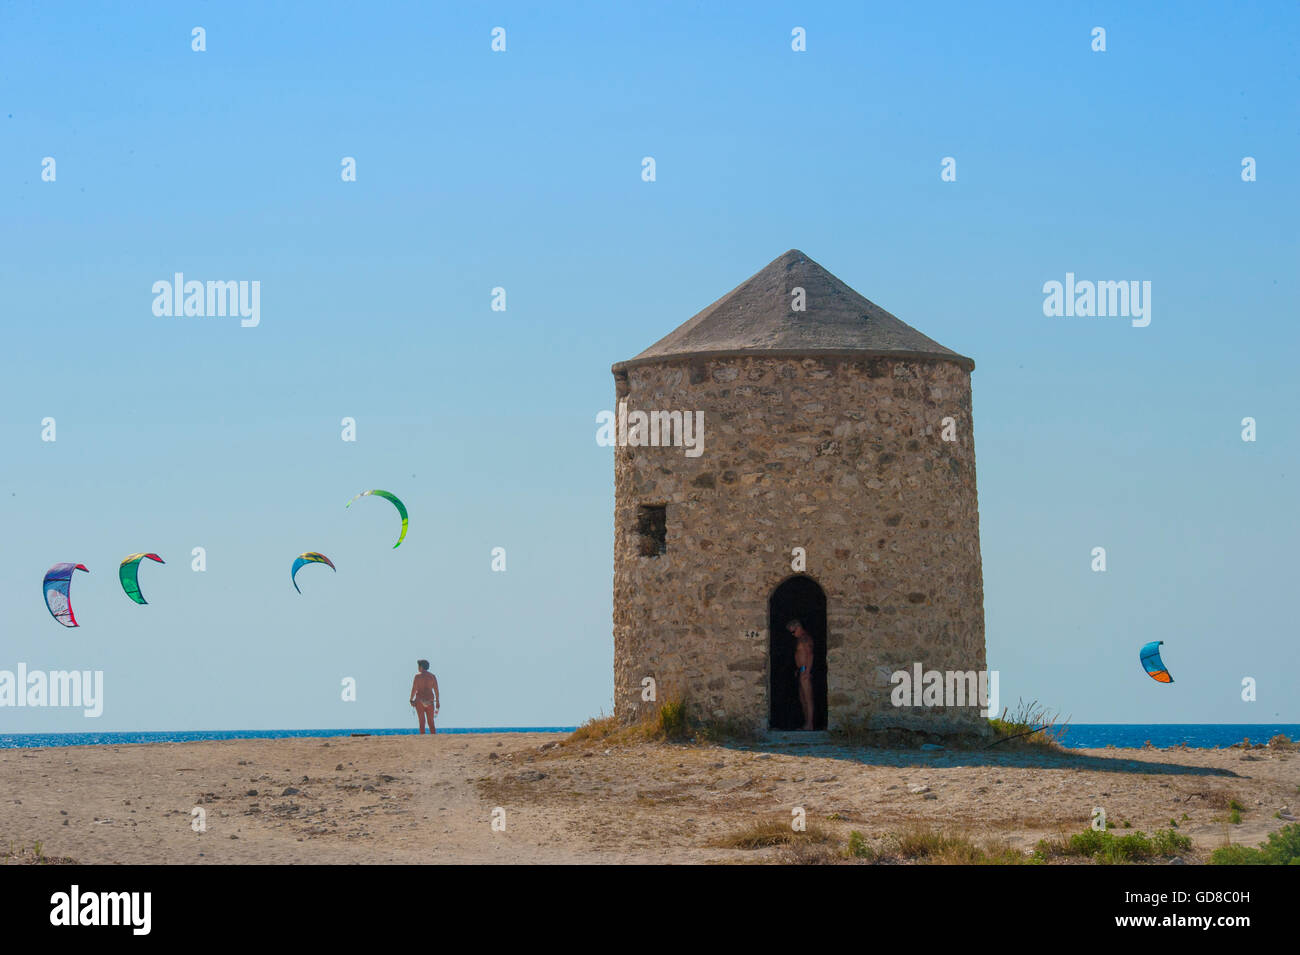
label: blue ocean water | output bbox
[1058,724,1298,750]
[0,727,576,748]
[0,724,1295,749]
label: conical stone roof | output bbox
[613,250,973,373]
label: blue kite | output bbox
[1140,640,1174,684]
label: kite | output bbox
[291,552,336,593]
[346,489,408,548]
[119,553,165,605]
[1140,640,1174,684]
[43,562,89,627]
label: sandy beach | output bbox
[1,732,1294,864]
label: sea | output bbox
[0,724,1295,749]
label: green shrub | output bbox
[1259,824,1300,863]
[1101,833,1154,863]
[1044,826,1186,863]
[1065,829,1111,856]
[1210,845,1263,865]
[846,830,874,859]
[1209,823,1300,865]
[653,699,690,741]
[1153,828,1192,855]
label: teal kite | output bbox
[346,489,408,548]
[119,553,164,605]
[1140,640,1174,684]
[291,552,336,593]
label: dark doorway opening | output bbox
[768,576,828,730]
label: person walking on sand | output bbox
[787,620,814,730]
[409,660,440,734]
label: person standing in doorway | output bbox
[409,659,440,734]
[787,620,814,730]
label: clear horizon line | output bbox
[5,721,1298,737]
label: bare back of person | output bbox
[411,671,437,704]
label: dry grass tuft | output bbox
[987,698,1071,750]
[568,701,760,747]
[776,839,846,864]
[2,842,76,865]
[568,715,620,743]
[712,819,833,850]
[849,824,1035,865]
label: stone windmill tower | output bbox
[610,250,987,734]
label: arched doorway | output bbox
[768,576,828,730]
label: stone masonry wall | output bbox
[612,355,987,734]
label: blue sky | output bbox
[1,1,1296,731]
